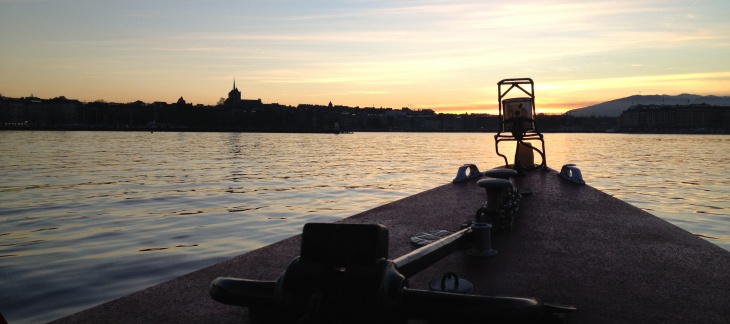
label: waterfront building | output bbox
[618,104,729,133]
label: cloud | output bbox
[2,0,729,110]
[543,71,730,90]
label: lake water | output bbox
[1,131,728,323]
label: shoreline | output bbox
[2,126,729,134]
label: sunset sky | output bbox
[1,0,728,114]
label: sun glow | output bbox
[1,1,728,112]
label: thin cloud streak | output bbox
[544,72,730,91]
[0,0,728,110]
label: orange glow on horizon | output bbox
[420,95,602,115]
[1,2,728,115]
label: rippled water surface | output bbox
[0,131,728,323]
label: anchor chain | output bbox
[476,185,521,232]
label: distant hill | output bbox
[566,94,730,117]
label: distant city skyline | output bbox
[1,0,729,114]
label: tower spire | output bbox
[233,77,236,90]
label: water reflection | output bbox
[0,131,727,323]
[545,133,729,247]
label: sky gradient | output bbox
[1,0,729,114]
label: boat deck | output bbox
[52,168,730,323]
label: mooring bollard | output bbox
[467,222,497,257]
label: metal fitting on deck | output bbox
[467,222,498,258]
